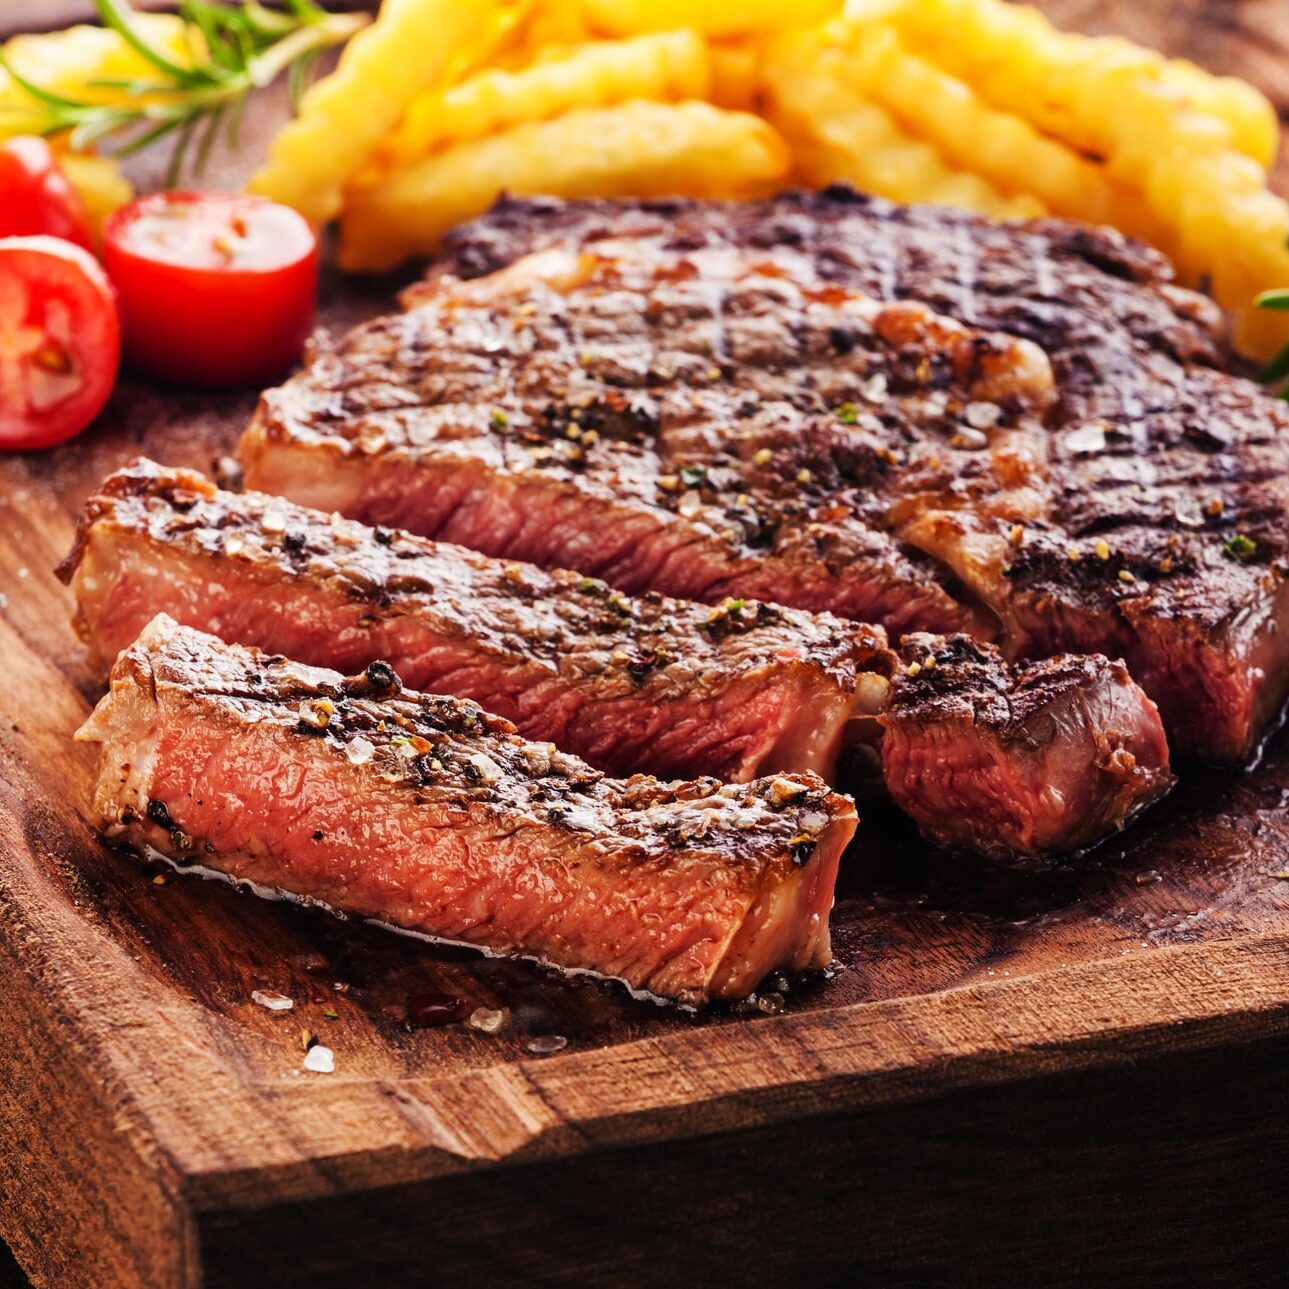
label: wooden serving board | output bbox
[3,5,1289,1286]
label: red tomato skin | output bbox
[102,192,319,389]
[0,137,94,251]
[0,235,120,452]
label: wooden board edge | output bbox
[181,927,1289,1212]
[0,889,197,1289]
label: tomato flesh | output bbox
[103,191,318,388]
[0,236,120,452]
[0,137,94,251]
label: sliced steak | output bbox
[62,460,1172,857]
[62,460,893,785]
[78,615,853,1005]
[241,189,1289,764]
[881,634,1172,858]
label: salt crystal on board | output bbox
[251,990,294,1012]
[302,1045,335,1074]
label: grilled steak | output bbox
[242,188,1289,764]
[62,460,1172,857]
[78,615,853,1004]
[883,635,1171,858]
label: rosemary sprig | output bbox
[1255,288,1289,400]
[0,0,365,187]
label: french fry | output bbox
[369,31,711,176]
[1159,58,1279,171]
[437,2,535,85]
[832,17,1169,249]
[707,40,763,112]
[247,0,499,225]
[888,0,1275,170]
[582,0,841,38]
[762,23,1041,221]
[515,0,593,59]
[339,100,790,271]
[885,0,1289,358]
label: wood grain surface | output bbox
[2,4,1289,1287]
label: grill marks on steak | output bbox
[62,460,1173,858]
[243,189,1289,763]
[243,240,1057,640]
[61,460,894,785]
[78,616,853,1005]
[881,635,1172,858]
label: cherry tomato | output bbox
[0,137,94,251]
[102,191,318,388]
[0,236,120,452]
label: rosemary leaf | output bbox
[1255,289,1289,399]
[1254,288,1289,312]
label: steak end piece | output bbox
[881,634,1173,858]
[77,615,855,1005]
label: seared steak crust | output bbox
[78,616,854,1004]
[243,188,1289,762]
[882,634,1172,858]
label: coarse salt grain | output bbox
[252,990,294,1012]
[468,1007,507,1034]
[862,373,888,403]
[345,736,375,766]
[526,1035,568,1055]
[964,401,1001,429]
[1065,423,1107,454]
[468,752,504,784]
[768,777,807,805]
[302,1044,335,1074]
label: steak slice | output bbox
[241,189,1289,764]
[882,635,1172,858]
[61,460,1172,857]
[78,616,853,1005]
[62,460,894,785]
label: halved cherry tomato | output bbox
[0,236,120,452]
[102,191,318,389]
[0,137,94,251]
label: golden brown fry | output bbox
[707,40,763,112]
[582,0,841,38]
[1160,58,1278,170]
[889,0,1274,169]
[369,31,711,175]
[247,0,498,225]
[339,100,790,271]
[515,0,593,58]
[437,1,535,85]
[885,0,1289,358]
[762,23,1041,220]
[832,17,1168,248]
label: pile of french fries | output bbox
[249,0,1289,360]
[5,1,1287,361]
